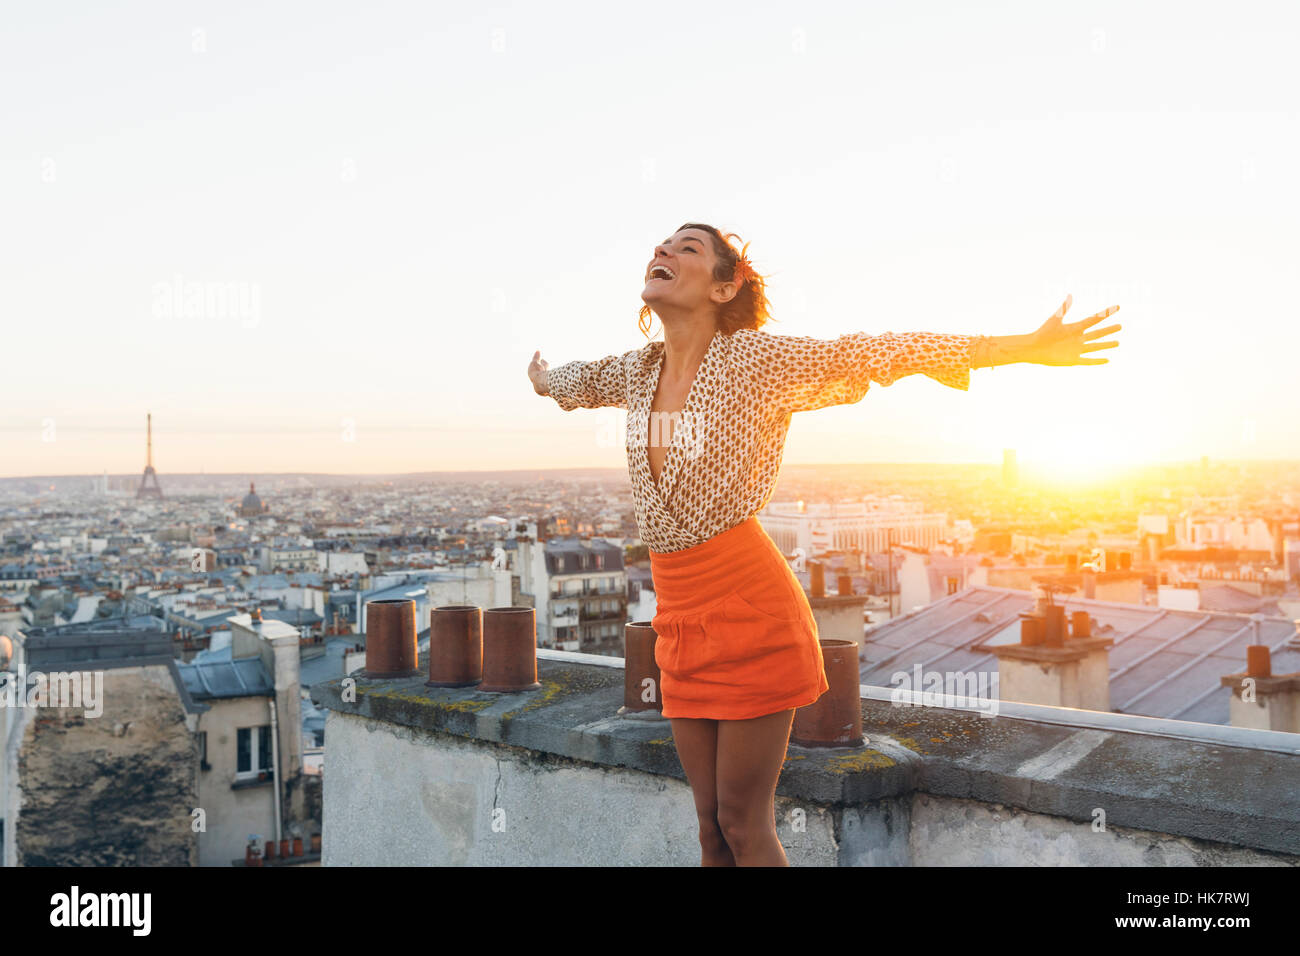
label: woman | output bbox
[527,223,1121,866]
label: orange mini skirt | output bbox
[649,515,829,720]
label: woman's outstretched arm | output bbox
[529,348,633,411]
[732,328,980,413]
[734,295,1121,413]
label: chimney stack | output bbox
[981,611,1114,710]
[1220,639,1300,734]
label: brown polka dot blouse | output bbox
[547,327,978,553]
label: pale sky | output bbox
[4,0,1298,481]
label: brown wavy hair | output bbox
[639,223,775,337]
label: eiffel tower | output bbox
[136,412,164,499]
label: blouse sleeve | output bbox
[733,329,978,413]
[546,349,635,411]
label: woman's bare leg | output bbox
[715,708,795,866]
[668,717,736,866]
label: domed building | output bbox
[239,482,268,518]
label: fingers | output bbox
[1079,305,1121,328]
[1082,323,1121,340]
[1079,340,1119,352]
[1053,294,1073,320]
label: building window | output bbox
[236,725,273,777]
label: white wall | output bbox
[320,709,1291,867]
[1156,585,1201,612]
[195,696,278,867]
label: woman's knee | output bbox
[715,801,765,850]
[694,804,726,841]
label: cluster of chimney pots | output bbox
[244,833,320,866]
[360,580,866,749]
[1019,601,1094,646]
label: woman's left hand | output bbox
[1023,294,1121,366]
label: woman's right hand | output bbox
[528,350,550,395]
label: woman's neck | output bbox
[660,321,717,380]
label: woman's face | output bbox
[642,228,720,314]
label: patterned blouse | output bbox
[546,327,979,553]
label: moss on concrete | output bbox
[828,749,897,773]
[360,685,493,715]
[501,675,571,724]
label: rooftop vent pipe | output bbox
[810,562,825,598]
[479,607,541,693]
[620,621,664,717]
[1071,610,1091,639]
[361,599,420,678]
[1247,644,1271,678]
[427,605,482,688]
[1019,613,1043,646]
[791,639,864,748]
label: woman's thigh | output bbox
[669,717,721,818]
[715,708,795,816]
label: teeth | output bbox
[649,266,676,281]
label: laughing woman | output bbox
[527,222,1120,866]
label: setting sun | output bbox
[1015,435,1140,486]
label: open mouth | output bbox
[647,265,676,282]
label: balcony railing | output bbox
[580,608,627,621]
[550,583,624,598]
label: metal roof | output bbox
[859,585,1300,726]
[1196,582,1282,615]
[176,652,274,700]
[23,614,166,637]
[262,607,323,627]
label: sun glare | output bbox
[1016,436,1139,488]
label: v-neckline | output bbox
[644,330,718,498]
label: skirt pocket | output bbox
[729,549,807,625]
[651,612,680,674]
[727,585,803,625]
[701,590,805,670]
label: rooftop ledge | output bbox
[311,649,1300,866]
